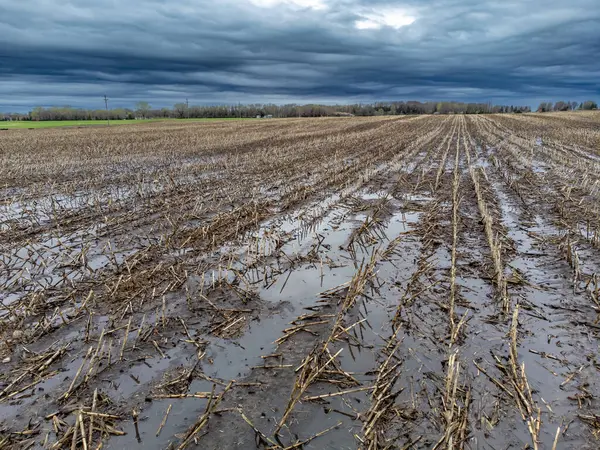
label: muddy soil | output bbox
[1,113,600,449]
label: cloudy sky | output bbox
[1,0,599,111]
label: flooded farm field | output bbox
[1,112,600,449]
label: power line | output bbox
[104,95,110,127]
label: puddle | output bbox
[0,224,143,309]
[0,184,166,232]
[489,176,599,447]
[358,191,387,201]
[106,201,426,449]
[472,157,491,169]
[400,193,435,204]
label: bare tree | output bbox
[553,101,569,111]
[174,103,188,119]
[135,101,151,119]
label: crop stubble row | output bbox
[0,112,599,449]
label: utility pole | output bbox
[104,95,110,126]
[186,98,189,119]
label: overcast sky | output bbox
[1,0,599,111]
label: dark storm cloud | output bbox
[0,0,599,110]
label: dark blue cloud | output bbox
[0,0,598,111]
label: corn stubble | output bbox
[1,112,600,448]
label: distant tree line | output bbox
[537,100,598,112]
[6,99,598,122]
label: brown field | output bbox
[1,112,600,449]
